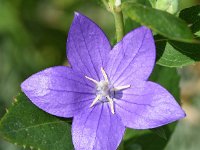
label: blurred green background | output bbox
[0,0,200,150]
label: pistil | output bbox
[85,67,130,114]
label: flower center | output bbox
[85,67,130,114]
[96,80,110,97]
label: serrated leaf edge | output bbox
[0,93,65,150]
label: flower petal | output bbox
[106,26,155,86]
[67,12,111,81]
[21,66,95,118]
[115,81,185,129]
[72,103,125,150]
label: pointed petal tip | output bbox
[20,78,34,100]
[179,108,186,119]
[115,82,187,129]
[165,107,186,125]
[140,25,151,31]
[73,12,83,21]
[20,79,29,92]
[20,81,25,89]
[20,75,37,92]
[74,11,80,17]
[174,104,186,120]
[74,12,85,19]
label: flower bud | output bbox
[155,0,179,14]
[115,0,121,7]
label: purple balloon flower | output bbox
[21,13,185,150]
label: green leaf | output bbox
[149,65,180,101]
[149,0,156,7]
[124,17,141,33]
[196,31,200,37]
[122,2,196,43]
[155,0,179,14]
[156,39,200,67]
[0,93,74,150]
[124,65,180,150]
[151,127,167,140]
[179,5,200,33]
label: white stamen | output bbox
[113,85,131,91]
[101,67,109,83]
[85,76,99,84]
[90,95,101,107]
[106,96,115,114]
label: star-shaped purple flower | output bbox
[21,13,185,150]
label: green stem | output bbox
[101,0,110,10]
[113,6,125,42]
[102,0,125,42]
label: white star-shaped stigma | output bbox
[85,67,130,114]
